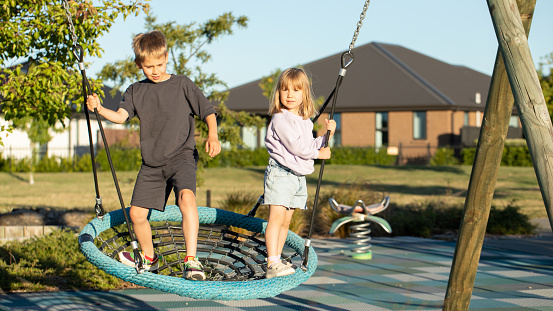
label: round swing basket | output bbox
[78,205,317,300]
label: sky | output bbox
[87,0,553,89]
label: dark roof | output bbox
[222,42,491,114]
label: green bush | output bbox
[462,140,532,167]
[326,147,396,166]
[487,203,536,235]
[35,156,63,172]
[461,147,477,166]
[0,229,123,292]
[387,200,536,238]
[430,147,460,166]
[207,148,270,168]
[501,146,533,166]
[95,147,142,171]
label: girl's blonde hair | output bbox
[132,30,168,65]
[268,68,316,119]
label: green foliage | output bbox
[487,203,537,235]
[0,0,149,145]
[461,147,477,165]
[388,201,463,238]
[325,147,397,166]
[430,147,460,166]
[95,147,142,172]
[259,69,282,99]
[538,53,553,121]
[206,148,269,168]
[220,191,266,219]
[387,200,536,238]
[461,142,532,167]
[0,229,123,292]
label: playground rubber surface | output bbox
[1,234,553,310]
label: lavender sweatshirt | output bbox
[265,109,326,176]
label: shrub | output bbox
[430,147,460,166]
[461,141,532,167]
[461,147,477,166]
[95,147,142,171]
[206,148,269,168]
[387,200,536,238]
[326,147,396,166]
[0,229,123,292]
[487,203,536,235]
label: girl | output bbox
[263,68,336,278]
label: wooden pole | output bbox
[489,0,553,226]
[443,1,536,310]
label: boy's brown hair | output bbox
[132,30,167,65]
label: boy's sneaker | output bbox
[266,261,295,279]
[185,257,206,281]
[118,251,158,271]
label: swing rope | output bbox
[301,0,371,270]
[61,0,146,272]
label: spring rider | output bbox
[329,196,392,260]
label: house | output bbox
[222,42,522,164]
[0,84,126,160]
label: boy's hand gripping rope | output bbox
[62,0,145,273]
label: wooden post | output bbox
[443,1,536,310]
[489,0,553,225]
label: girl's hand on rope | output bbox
[86,94,103,114]
[325,119,336,137]
[205,136,221,158]
[318,146,331,159]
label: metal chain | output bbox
[61,0,78,46]
[349,0,370,53]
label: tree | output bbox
[97,13,264,185]
[538,53,553,121]
[0,0,150,146]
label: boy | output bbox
[86,30,220,281]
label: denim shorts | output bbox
[263,158,308,209]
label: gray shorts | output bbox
[263,158,308,209]
[131,149,198,212]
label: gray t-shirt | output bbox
[119,75,216,167]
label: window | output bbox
[413,111,426,140]
[464,111,469,126]
[509,116,520,128]
[375,112,388,149]
[328,113,341,147]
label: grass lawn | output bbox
[0,164,546,219]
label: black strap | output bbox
[301,51,354,271]
[72,44,145,271]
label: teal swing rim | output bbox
[78,205,318,300]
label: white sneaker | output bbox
[118,251,159,271]
[185,258,206,281]
[266,261,295,279]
